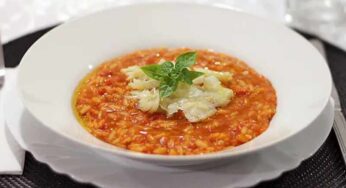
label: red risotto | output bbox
[73,48,277,155]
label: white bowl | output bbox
[17,2,332,166]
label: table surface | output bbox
[1,27,346,188]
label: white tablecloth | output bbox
[0,0,345,50]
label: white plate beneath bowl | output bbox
[5,75,335,188]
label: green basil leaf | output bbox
[159,80,178,98]
[181,68,204,84]
[175,52,197,71]
[159,85,174,98]
[170,71,181,81]
[140,51,201,98]
[140,64,162,80]
[160,61,174,73]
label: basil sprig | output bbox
[140,52,204,98]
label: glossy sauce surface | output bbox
[73,48,277,155]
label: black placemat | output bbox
[1,27,346,188]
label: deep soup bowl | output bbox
[17,2,332,166]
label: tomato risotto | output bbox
[73,48,276,155]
